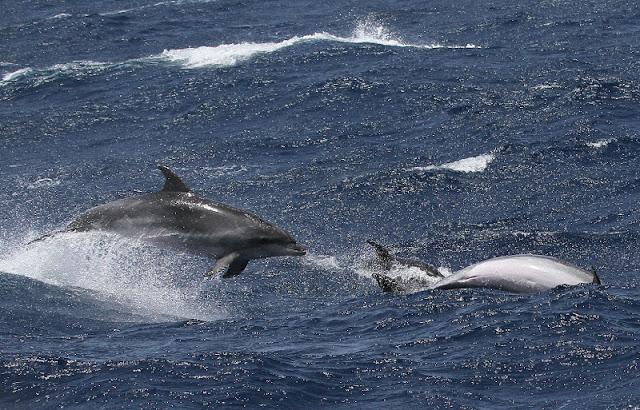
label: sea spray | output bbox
[0,233,225,321]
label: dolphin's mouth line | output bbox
[288,243,306,256]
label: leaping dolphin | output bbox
[31,165,306,278]
[367,242,600,294]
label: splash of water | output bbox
[0,233,225,321]
[585,138,615,149]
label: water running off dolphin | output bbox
[367,241,600,294]
[31,165,305,277]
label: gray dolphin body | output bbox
[368,242,600,294]
[367,241,443,293]
[40,165,305,277]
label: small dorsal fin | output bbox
[591,266,602,285]
[367,240,393,264]
[157,164,190,193]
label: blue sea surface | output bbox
[1,0,640,408]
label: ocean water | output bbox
[1,0,640,407]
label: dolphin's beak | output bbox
[288,243,306,256]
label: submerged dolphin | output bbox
[33,165,305,277]
[367,240,443,293]
[368,242,600,294]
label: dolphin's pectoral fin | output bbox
[157,164,191,193]
[205,252,239,277]
[367,240,393,270]
[222,258,249,278]
[372,272,404,293]
[205,252,250,278]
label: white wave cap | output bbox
[1,68,33,83]
[0,61,116,87]
[1,18,481,84]
[158,17,481,68]
[411,152,496,173]
[49,13,72,19]
[585,138,615,148]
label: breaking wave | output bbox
[2,68,33,83]
[1,18,479,88]
[49,13,72,20]
[158,18,481,68]
[410,152,496,173]
[585,138,615,149]
[0,61,112,87]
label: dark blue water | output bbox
[2,0,640,407]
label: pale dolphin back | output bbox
[432,254,599,293]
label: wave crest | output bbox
[411,153,496,173]
[1,18,481,87]
[0,61,111,87]
[158,18,481,68]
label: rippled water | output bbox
[1,0,640,407]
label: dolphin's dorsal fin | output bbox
[367,240,393,268]
[591,266,602,285]
[158,164,190,193]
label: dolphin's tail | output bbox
[372,272,404,293]
[591,267,602,285]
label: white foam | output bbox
[355,262,452,294]
[2,68,33,82]
[531,82,561,91]
[99,0,218,16]
[199,165,249,177]
[302,254,341,270]
[0,61,113,87]
[0,233,224,321]
[512,230,559,238]
[410,153,496,173]
[390,265,442,282]
[585,138,615,148]
[1,19,481,85]
[49,13,72,19]
[24,178,62,190]
[157,18,480,68]
[100,9,134,16]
